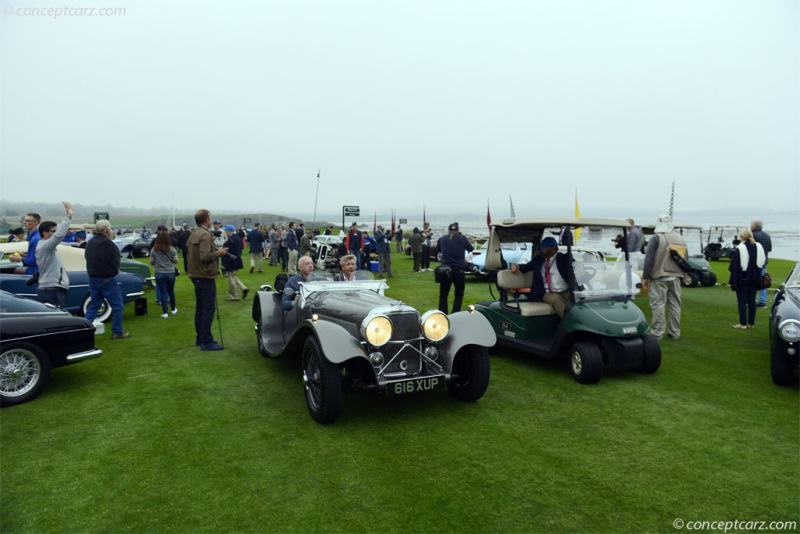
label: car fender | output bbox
[304,320,368,365]
[439,310,496,367]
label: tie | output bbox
[545,258,552,292]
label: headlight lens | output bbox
[779,320,800,343]
[421,311,449,342]
[362,315,392,347]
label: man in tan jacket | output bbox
[642,214,688,340]
[187,209,228,351]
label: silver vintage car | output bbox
[252,272,495,424]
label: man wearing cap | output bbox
[345,223,365,270]
[510,236,575,319]
[222,225,248,301]
[436,223,473,313]
[642,214,688,340]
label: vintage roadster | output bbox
[252,272,495,424]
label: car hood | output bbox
[305,288,414,323]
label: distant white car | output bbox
[312,235,343,246]
[467,242,533,276]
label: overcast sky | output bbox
[1,0,798,221]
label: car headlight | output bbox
[361,315,393,347]
[779,319,800,343]
[421,310,449,342]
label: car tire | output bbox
[681,272,700,287]
[81,294,112,323]
[0,342,52,407]
[255,315,269,358]
[569,341,603,384]
[635,335,662,374]
[701,271,717,287]
[770,348,798,386]
[139,247,150,258]
[447,345,490,402]
[302,337,341,424]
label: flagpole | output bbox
[312,169,320,229]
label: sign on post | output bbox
[243,218,252,226]
[94,212,110,222]
[343,206,360,216]
[399,218,407,224]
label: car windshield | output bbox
[784,263,800,292]
[299,271,387,297]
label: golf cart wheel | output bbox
[771,348,798,386]
[701,271,717,287]
[447,345,490,402]
[302,337,341,424]
[0,342,51,407]
[569,342,603,384]
[635,335,662,374]
[682,272,699,288]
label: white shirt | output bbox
[541,255,569,293]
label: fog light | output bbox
[424,346,439,361]
[369,352,384,366]
[467,304,475,313]
[788,347,796,356]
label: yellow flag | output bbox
[574,190,581,243]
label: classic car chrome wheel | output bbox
[139,247,150,258]
[635,335,662,374]
[255,318,269,358]
[447,345,490,402]
[81,295,112,323]
[570,341,603,384]
[302,337,341,424]
[0,343,52,407]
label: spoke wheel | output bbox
[0,343,51,407]
[302,337,341,424]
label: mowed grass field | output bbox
[1,253,798,533]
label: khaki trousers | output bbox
[648,277,682,339]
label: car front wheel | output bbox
[771,348,798,386]
[0,343,52,407]
[302,337,341,424]
[447,345,490,402]
[570,341,603,384]
[139,247,150,258]
[81,295,112,323]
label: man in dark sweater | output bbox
[750,220,772,307]
[85,219,129,339]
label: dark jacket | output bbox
[222,234,244,272]
[728,242,763,289]
[519,252,574,302]
[249,229,265,253]
[85,233,121,278]
[752,229,771,259]
[438,233,474,269]
[285,229,299,251]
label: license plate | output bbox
[387,375,446,396]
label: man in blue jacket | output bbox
[510,236,575,319]
[10,212,41,274]
[248,224,265,274]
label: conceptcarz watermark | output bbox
[673,518,797,532]
[2,4,126,18]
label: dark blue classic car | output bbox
[252,272,495,424]
[0,291,102,407]
[769,262,800,386]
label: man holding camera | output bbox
[187,209,228,351]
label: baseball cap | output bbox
[540,236,558,248]
[224,225,236,232]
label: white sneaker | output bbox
[92,320,106,335]
[171,308,178,315]
[160,313,168,318]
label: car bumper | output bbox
[66,348,103,362]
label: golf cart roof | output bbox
[492,217,630,230]
[641,223,704,235]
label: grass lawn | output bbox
[1,254,798,533]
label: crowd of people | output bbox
[5,205,776,350]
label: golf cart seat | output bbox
[496,270,555,317]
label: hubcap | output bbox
[571,352,582,374]
[0,349,41,397]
